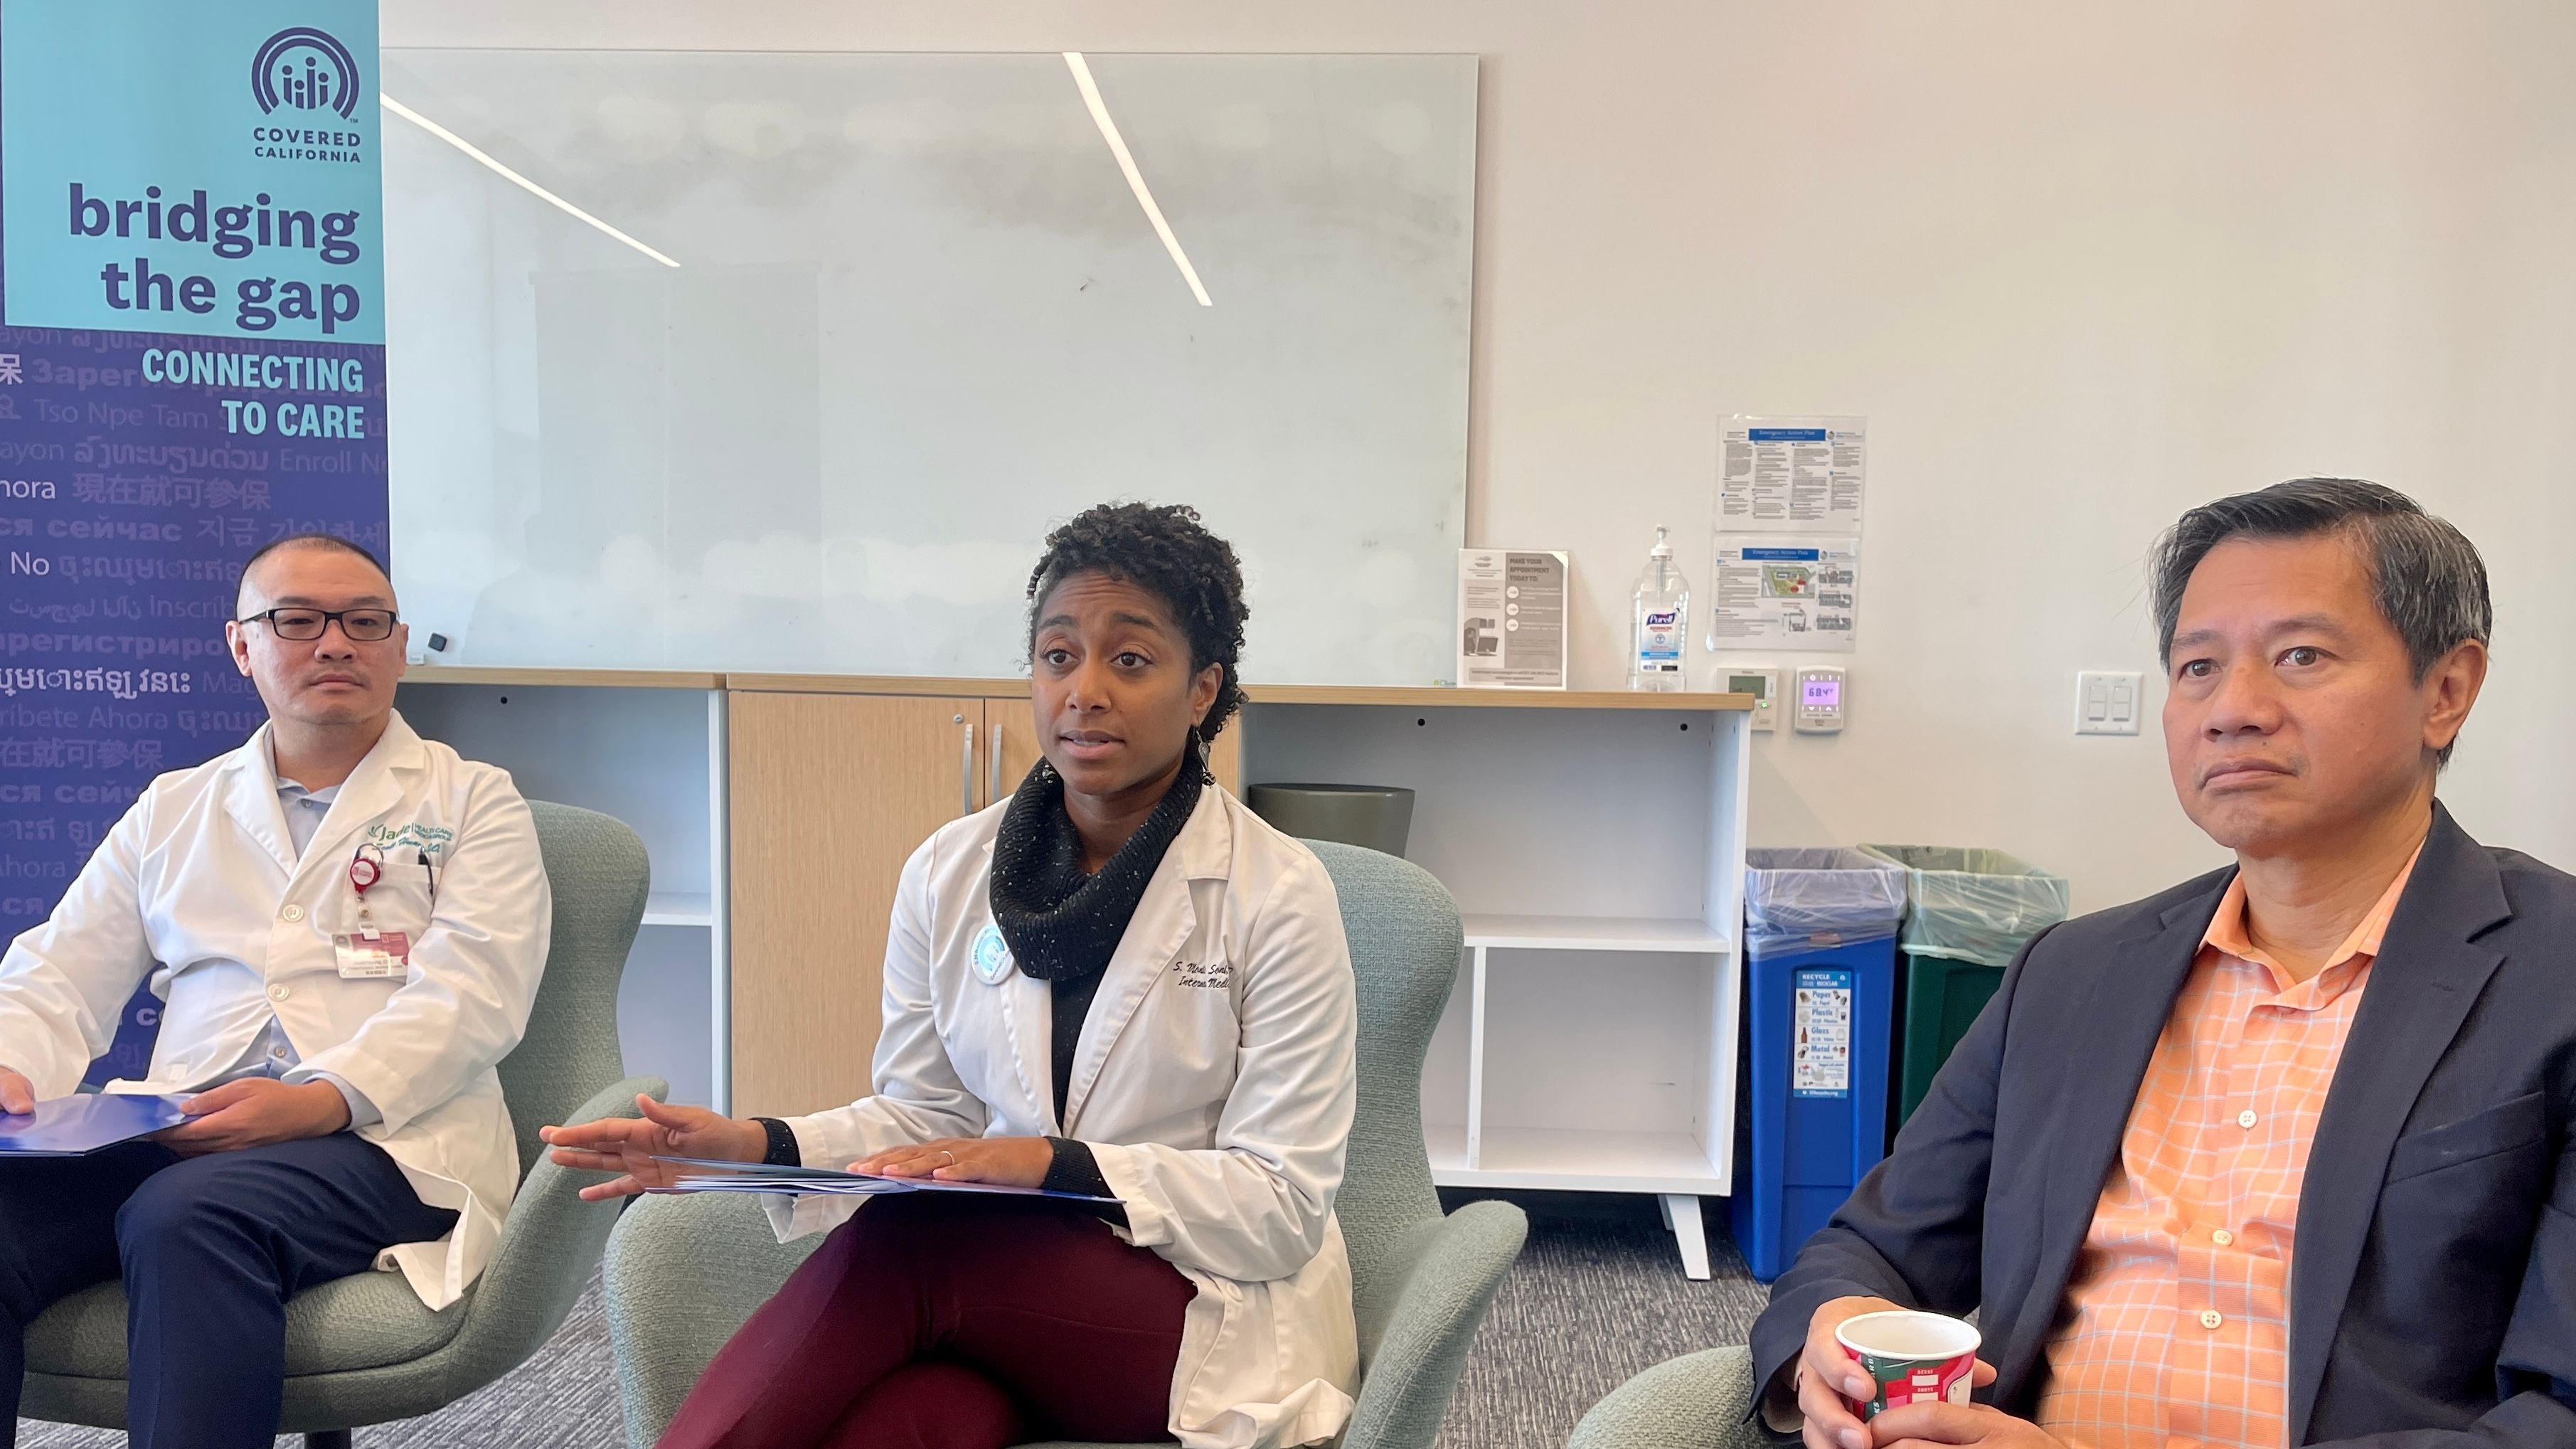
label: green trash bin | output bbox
[1858,845,2072,1130]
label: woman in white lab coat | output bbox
[545,502,1360,1449]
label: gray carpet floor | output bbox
[17,1191,1766,1449]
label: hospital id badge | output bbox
[332,932,412,979]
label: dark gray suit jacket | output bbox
[1753,804,2576,1447]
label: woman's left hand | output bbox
[852,1136,1053,1188]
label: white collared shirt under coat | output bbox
[772,785,1361,1449]
[0,711,550,1309]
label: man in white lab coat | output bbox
[0,534,550,1449]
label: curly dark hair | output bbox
[1024,501,1250,740]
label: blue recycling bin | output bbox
[1732,849,1905,1281]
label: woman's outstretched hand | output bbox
[851,1136,1053,1189]
[541,1095,769,1202]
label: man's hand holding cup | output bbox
[1799,1299,1996,1449]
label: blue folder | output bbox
[0,1093,191,1156]
[649,1155,1120,1205]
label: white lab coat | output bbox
[770,785,1361,1449]
[0,711,550,1309]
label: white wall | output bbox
[385,1,2576,913]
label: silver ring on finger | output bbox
[939,1150,957,1166]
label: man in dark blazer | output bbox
[1755,478,2573,1449]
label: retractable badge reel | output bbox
[334,844,410,979]
[348,844,384,935]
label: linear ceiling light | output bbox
[1062,52,1211,307]
[381,93,681,268]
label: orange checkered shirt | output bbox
[2033,851,2419,1449]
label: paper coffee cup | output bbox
[1833,1310,1980,1419]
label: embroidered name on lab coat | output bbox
[1173,959,1233,989]
[366,821,453,855]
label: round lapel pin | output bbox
[972,923,1013,984]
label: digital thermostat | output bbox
[1727,669,1782,733]
[1793,667,1846,734]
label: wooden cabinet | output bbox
[725,684,1245,1114]
[727,691,989,1115]
[985,698,1046,807]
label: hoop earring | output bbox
[1191,723,1216,786]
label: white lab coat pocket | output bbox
[324,866,434,946]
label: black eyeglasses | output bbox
[238,607,400,642]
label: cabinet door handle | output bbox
[961,722,976,814]
[989,723,1005,804]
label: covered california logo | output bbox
[251,28,361,119]
[249,27,366,164]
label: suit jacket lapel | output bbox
[2285,804,2508,1443]
[2005,879,2225,1399]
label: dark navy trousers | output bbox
[0,1133,456,1449]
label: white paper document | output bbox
[1718,416,1866,534]
[1707,536,1859,652]
[1456,548,1570,689]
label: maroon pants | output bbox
[657,1193,1196,1449]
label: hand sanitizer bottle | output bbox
[1631,525,1690,692]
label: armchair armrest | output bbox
[604,1181,829,1445]
[1345,1199,1528,1449]
[1567,1345,1765,1449]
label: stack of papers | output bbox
[649,1156,1119,1206]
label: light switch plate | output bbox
[2075,670,2144,735]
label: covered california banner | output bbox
[0,1,390,1078]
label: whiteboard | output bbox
[378,50,1474,684]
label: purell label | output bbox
[1640,610,1683,664]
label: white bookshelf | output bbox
[1462,914,1733,952]
[642,891,716,928]
[395,672,730,1113]
[1429,1123,1726,1190]
[1240,693,1752,1278]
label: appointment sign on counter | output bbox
[0,1,390,1079]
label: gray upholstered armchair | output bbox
[1567,1346,1770,1449]
[602,838,1526,1449]
[17,800,668,1449]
